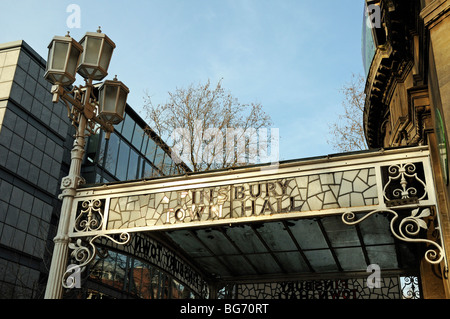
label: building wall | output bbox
[363,0,450,298]
[0,41,70,298]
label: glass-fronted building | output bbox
[83,105,184,186]
[0,39,191,299]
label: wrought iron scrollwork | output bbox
[75,199,104,232]
[383,163,427,204]
[401,276,420,299]
[342,207,447,269]
[62,232,130,289]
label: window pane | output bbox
[121,114,135,142]
[115,113,124,133]
[116,140,130,181]
[145,138,157,162]
[141,134,149,154]
[98,130,107,166]
[86,132,100,163]
[163,153,173,175]
[132,125,144,151]
[105,132,119,174]
[127,148,138,180]
[154,146,165,169]
[143,160,154,178]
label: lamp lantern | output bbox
[44,29,131,299]
[77,27,116,80]
[44,33,83,86]
[97,76,129,125]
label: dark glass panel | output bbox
[121,113,135,142]
[154,146,165,171]
[127,148,139,180]
[116,140,130,181]
[145,138,157,162]
[104,132,119,174]
[143,160,154,178]
[132,125,144,151]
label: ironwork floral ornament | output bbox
[75,199,104,232]
[342,207,447,268]
[383,163,427,202]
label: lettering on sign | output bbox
[106,168,378,230]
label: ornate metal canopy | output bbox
[63,146,448,291]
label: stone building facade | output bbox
[362,0,450,298]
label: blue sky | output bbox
[1,0,366,161]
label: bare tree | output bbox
[328,74,368,152]
[143,79,273,172]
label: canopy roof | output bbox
[72,146,436,284]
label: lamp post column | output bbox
[44,112,87,299]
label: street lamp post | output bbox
[43,29,129,299]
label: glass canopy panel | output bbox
[287,219,329,250]
[224,225,267,254]
[165,230,212,258]
[357,212,395,245]
[274,251,311,273]
[195,229,239,256]
[366,245,399,269]
[254,222,297,252]
[303,250,338,273]
[321,215,361,248]
[218,255,256,276]
[334,247,367,271]
[246,253,282,274]
[193,256,233,277]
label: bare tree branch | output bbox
[143,79,273,172]
[328,73,368,153]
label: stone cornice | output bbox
[420,0,450,29]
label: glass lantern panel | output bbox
[117,88,127,116]
[103,85,117,112]
[66,45,80,76]
[100,41,114,70]
[85,37,102,65]
[52,42,69,70]
[94,69,104,78]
